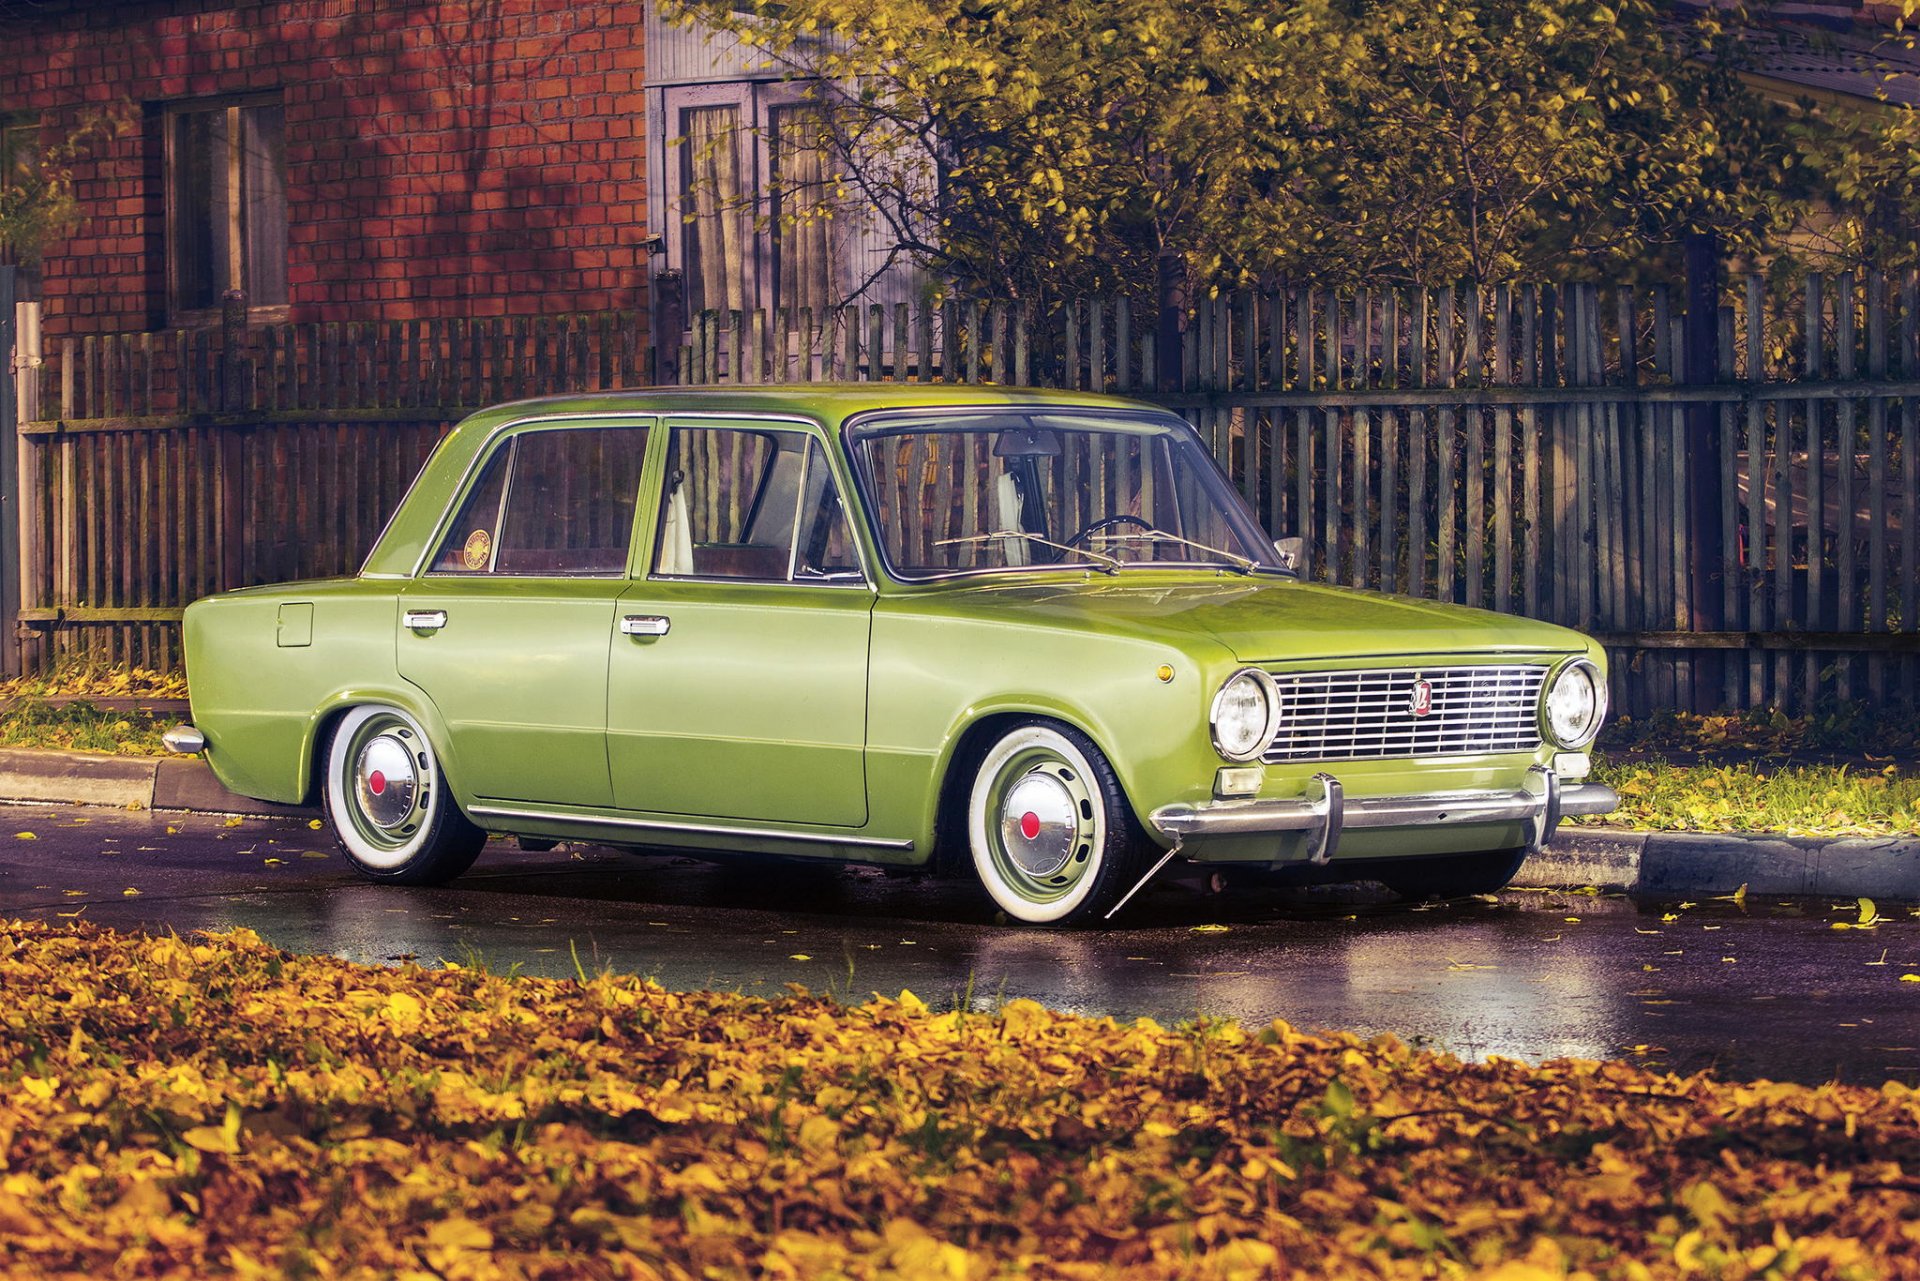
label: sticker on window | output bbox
[462,529,492,571]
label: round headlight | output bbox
[1211,668,1279,762]
[1543,659,1606,748]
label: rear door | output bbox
[607,419,873,826]
[399,419,653,808]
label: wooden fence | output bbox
[11,275,1920,718]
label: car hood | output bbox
[926,575,1592,663]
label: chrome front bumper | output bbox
[1149,766,1616,865]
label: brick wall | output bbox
[4,0,649,338]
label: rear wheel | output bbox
[966,720,1150,925]
[323,705,485,885]
[1377,847,1529,900]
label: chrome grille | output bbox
[1263,665,1547,762]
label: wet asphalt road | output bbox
[1,803,1918,1086]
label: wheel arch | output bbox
[927,700,1153,874]
[301,687,459,808]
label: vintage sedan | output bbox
[171,385,1615,924]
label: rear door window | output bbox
[429,424,652,576]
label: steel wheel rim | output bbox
[982,745,1100,907]
[340,713,432,854]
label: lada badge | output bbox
[1408,678,1434,718]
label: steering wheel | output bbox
[1066,513,1154,547]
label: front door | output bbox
[398,420,653,808]
[607,421,871,826]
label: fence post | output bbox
[0,266,18,676]
[218,290,247,590]
[1155,255,1184,391]
[1684,235,1725,710]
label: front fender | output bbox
[864,606,1235,856]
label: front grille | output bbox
[1263,664,1547,763]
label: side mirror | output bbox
[1273,536,1303,572]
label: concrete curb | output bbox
[1520,826,1920,900]
[0,747,311,818]
[0,747,1912,899]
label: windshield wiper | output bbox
[1087,529,1258,573]
[935,531,1121,573]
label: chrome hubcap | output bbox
[355,734,419,830]
[1000,770,1078,877]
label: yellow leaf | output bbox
[789,953,812,961]
[223,817,243,828]
[308,819,324,829]
[14,832,34,841]
[1191,924,1231,934]
[797,1114,840,1153]
[122,887,140,897]
[182,1104,242,1155]
[1900,974,1920,982]
[426,1216,493,1252]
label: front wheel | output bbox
[1377,847,1529,900]
[323,705,485,885]
[966,720,1151,925]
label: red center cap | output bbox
[1019,811,1042,841]
[369,770,387,796]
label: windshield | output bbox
[848,409,1280,580]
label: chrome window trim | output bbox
[406,411,667,580]
[840,404,1280,584]
[642,413,877,589]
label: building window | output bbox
[166,97,287,319]
[770,104,838,316]
[681,104,751,316]
[658,85,848,322]
[1,117,42,294]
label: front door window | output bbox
[654,425,861,583]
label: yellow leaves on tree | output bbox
[0,921,1918,1278]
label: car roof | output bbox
[447,383,1174,440]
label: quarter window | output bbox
[167,97,288,318]
[430,426,652,576]
[654,426,860,582]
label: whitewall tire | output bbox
[966,720,1149,925]
[323,704,485,885]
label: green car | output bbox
[171,385,1615,924]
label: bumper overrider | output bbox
[1149,765,1616,865]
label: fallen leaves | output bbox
[0,921,1917,1279]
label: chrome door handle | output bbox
[402,609,448,631]
[620,614,670,637]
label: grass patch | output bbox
[0,664,184,756]
[0,699,171,755]
[1,921,1916,1277]
[1585,756,1920,838]
[1596,705,1920,767]
[1590,705,1920,836]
